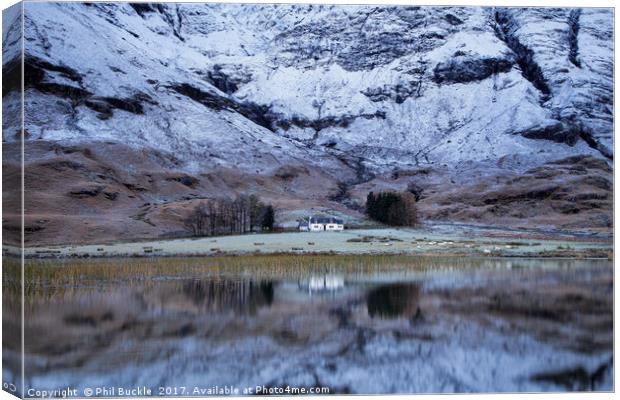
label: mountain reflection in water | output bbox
[2,257,613,395]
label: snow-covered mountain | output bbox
[2,3,614,244]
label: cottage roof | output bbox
[309,216,344,224]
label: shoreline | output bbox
[6,228,613,260]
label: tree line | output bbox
[365,191,418,226]
[184,195,275,237]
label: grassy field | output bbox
[7,228,612,259]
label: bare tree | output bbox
[183,195,276,237]
[184,203,210,236]
[248,194,261,232]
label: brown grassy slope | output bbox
[3,141,351,246]
[420,156,613,230]
[349,155,613,233]
[2,140,612,246]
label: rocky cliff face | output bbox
[2,3,614,244]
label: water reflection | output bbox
[182,280,274,314]
[304,275,345,294]
[366,284,421,319]
[2,257,613,395]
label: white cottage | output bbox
[300,216,344,232]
